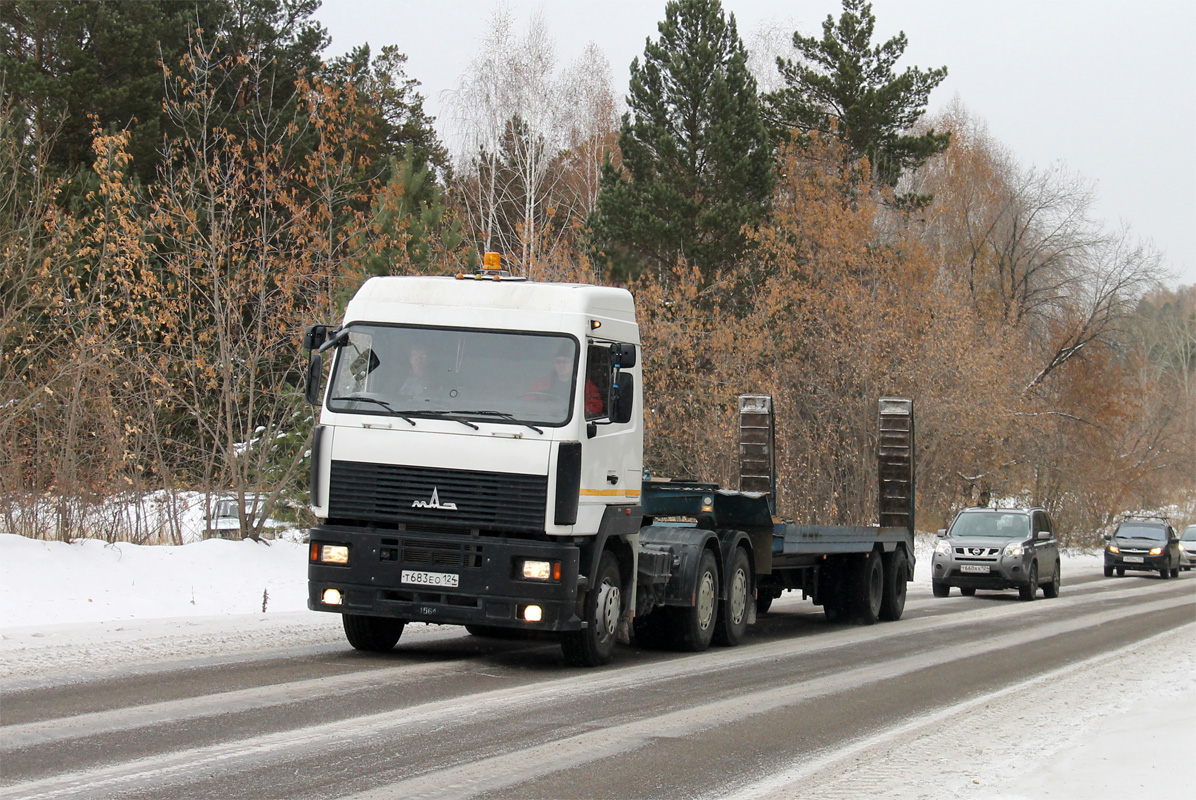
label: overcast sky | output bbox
[313,0,1196,287]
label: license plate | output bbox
[1123,556,1144,564]
[960,564,990,574]
[401,569,460,588]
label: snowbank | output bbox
[0,534,308,627]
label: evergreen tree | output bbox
[763,0,949,188]
[590,0,772,285]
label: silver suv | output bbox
[932,507,1061,601]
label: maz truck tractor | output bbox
[303,254,915,666]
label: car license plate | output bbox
[1123,556,1144,564]
[401,569,460,588]
[961,564,990,573]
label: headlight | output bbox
[934,540,952,556]
[1180,543,1187,552]
[1149,546,1163,556]
[521,560,560,581]
[1107,544,1120,554]
[311,544,349,564]
[1003,542,1024,558]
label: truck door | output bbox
[578,341,642,530]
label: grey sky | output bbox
[314,0,1196,286]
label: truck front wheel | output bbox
[561,551,621,667]
[343,614,405,652]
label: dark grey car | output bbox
[1103,518,1181,579]
[932,507,1061,601]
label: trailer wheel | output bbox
[819,560,850,622]
[561,551,621,667]
[851,552,884,625]
[671,549,719,651]
[878,547,909,621]
[714,547,751,647]
[343,614,405,652]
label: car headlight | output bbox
[1003,542,1024,558]
[1149,546,1163,556]
[934,540,952,556]
[1107,544,1120,554]
[1180,543,1187,552]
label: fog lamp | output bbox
[322,588,343,605]
[523,604,543,623]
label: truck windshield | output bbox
[949,512,1030,539]
[326,324,580,427]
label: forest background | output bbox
[1,0,1192,545]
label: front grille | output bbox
[328,460,547,533]
[400,538,483,568]
[955,546,999,560]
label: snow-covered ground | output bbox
[0,534,1191,798]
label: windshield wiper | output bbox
[392,409,480,430]
[330,394,415,425]
[455,410,543,434]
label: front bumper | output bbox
[1105,551,1169,572]
[1179,549,1195,568]
[308,525,584,632]
[931,555,1030,590]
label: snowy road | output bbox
[2,555,1192,800]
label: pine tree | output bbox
[590,0,773,285]
[763,0,949,188]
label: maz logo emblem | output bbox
[412,487,458,511]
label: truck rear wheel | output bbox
[713,547,751,647]
[561,551,621,667]
[878,547,909,621]
[343,614,405,652]
[851,551,884,625]
[671,549,719,651]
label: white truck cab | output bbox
[305,260,645,664]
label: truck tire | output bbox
[755,590,776,615]
[878,547,909,621]
[561,551,621,667]
[670,548,719,651]
[851,552,884,625]
[713,547,751,647]
[819,560,850,622]
[343,614,405,652]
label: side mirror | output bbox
[1102,533,1111,542]
[935,529,947,537]
[305,351,324,405]
[610,372,634,424]
[303,324,329,352]
[610,342,637,369]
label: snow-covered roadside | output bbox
[0,533,309,626]
[1,533,1192,799]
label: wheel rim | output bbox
[729,568,748,625]
[697,571,716,631]
[597,581,620,638]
